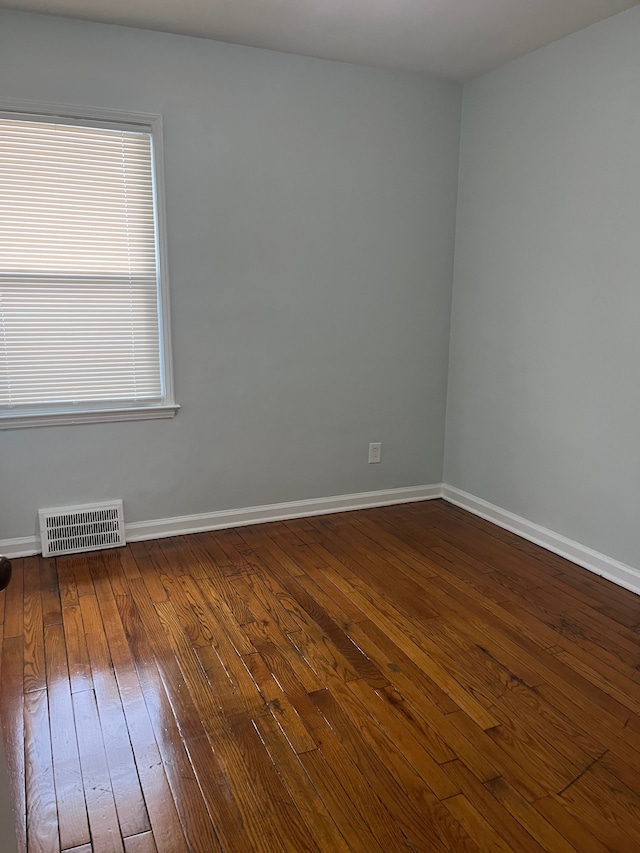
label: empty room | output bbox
[1,0,640,850]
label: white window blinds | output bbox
[0,115,168,420]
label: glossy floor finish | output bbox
[2,501,640,852]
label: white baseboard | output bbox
[4,482,638,600]
[0,484,442,558]
[0,536,40,559]
[125,484,442,542]
[441,485,640,597]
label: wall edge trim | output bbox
[6,483,638,602]
[0,484,442,557]
[441,484,640,596]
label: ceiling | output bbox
[2,0,639,79]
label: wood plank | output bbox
[115,597,230,853]
[124,833,158,853]
[91,581,189,853]
[5,501,640,851]
[254,713,352,853]
[533,795,611,853]
[24,689,59,852]
[79,594,150,839]
[296,697,410,853]
[556,760,640,851]
[0,635,27,853]
[346,678,458,801]
[134,591,286,853]
[22,557,45,693]
[348,617,460,715]
[55,557,80,608]
[242,651,317,753]
[309,688,452,852]
[61,604,92,694]
[442,761,548,853]
[298,748,388,853]
[484,775,580,853]
[45,623,90,851]
[443,793,515,853]
[40,556,62,627]
[314,561,499,728]
[178,573,254,655]
[241,619,322,695]
[72,688,124,853]
[227,713,320,852]
[286,623,361,685]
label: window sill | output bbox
[0,404,179,429]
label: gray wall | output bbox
[445,5,640,567]
[0,11,461,540]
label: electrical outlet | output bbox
[368,442,382,464]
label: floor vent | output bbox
[38,500,125,557]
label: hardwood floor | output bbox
[2,499,640,851]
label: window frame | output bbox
[0,99,178,429]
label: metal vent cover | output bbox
[38,500,125,557]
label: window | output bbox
[0,105,177,428]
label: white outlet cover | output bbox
[368,442,382,463]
